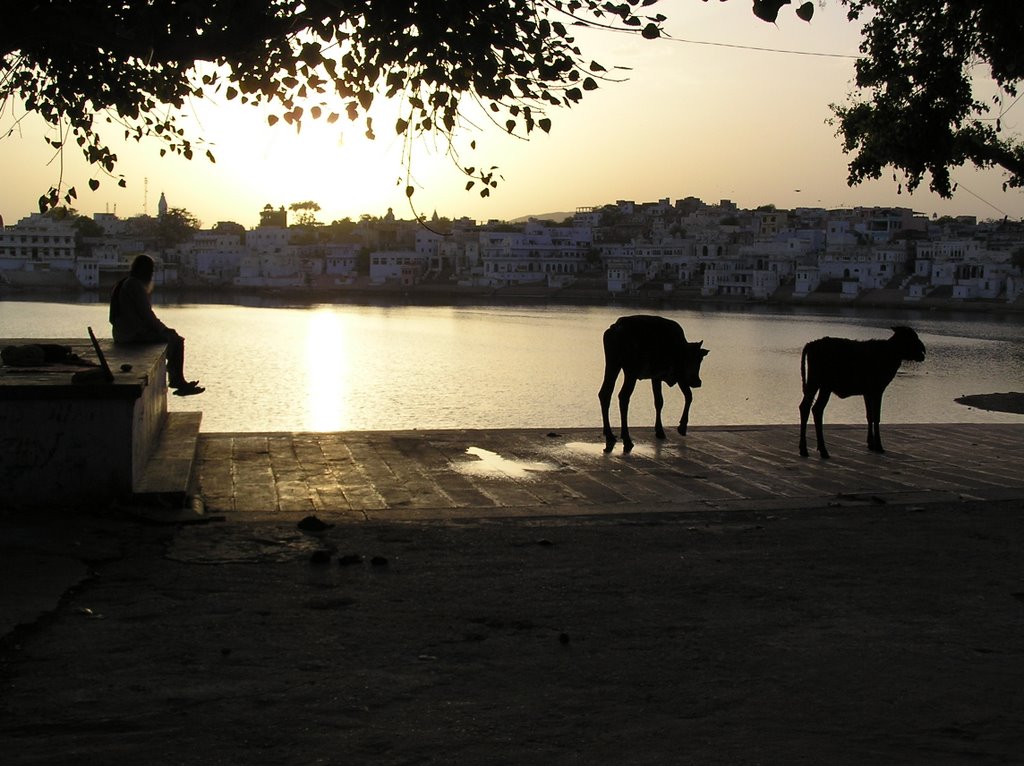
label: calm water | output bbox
[2,298,1022,432]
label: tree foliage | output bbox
[832,0,1024,197]
[1,0,679,211]
[17,0,1018,215]
[289,200,322,227]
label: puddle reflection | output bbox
[455,446,556,480]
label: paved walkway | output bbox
[195,423,1024,520]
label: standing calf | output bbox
[599,315,709,453]
[798,326,926,458]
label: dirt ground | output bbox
[2,499,1024,765]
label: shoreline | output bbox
[4,282,1024,316]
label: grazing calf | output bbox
[599,315,709,453]
[798,326,926,458]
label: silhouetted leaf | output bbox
[752,0,791,24]
[88,179,99,191]
[641,23,660,39]
[796,2,814,22]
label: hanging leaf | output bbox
[752,0,791,24]
[88,179,100,191]
[796,2,814,22]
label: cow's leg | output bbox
[652,379,666,439]
[678,385,693,436]
[865,391,884,452]
[617,375,638,453]
[811,388,832,459]
[599,364,620,453]
[798,385,817,457]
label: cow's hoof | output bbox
[676,425,687,437]
[655,429,666,440]
[622,440,634,454]
[603,437,616,454]
[819,450,831,459]
[799,448,809,458]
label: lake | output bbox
[2,297,1022,433]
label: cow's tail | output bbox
[800,344,808,390]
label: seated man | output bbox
[109,254,204,396]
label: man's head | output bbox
[130,254,155,283]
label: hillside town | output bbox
[2,194,1024,308]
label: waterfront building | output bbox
[174,230,246,285]
[325,243,360,284]
[369,249,427,286]
[479,221,592,287]
[0,212,78,287]
[234,251,303,287]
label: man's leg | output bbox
[165,332,190,389]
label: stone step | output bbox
[133,411,203,507]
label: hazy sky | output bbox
[3,2,1023,229]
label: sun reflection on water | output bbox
[305,309,346,431]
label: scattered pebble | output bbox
[297,515,333,532]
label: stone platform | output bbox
[195,422,1024,520]
[0,337,201,509]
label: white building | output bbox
[369,249,428,285]
[479,222,592,287]
[325,243,360,283]
[176,230,246,284]
[0,212,79,286]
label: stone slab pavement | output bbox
[194,423,1024,521]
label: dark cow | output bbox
[798,326,926,459]
[599,315,709,454]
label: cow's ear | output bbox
[701,348,710,357]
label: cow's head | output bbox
[890,326,926,362]
[676,340,709,388]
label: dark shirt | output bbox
[109,276,172,343]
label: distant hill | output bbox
[510,211,574,224]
